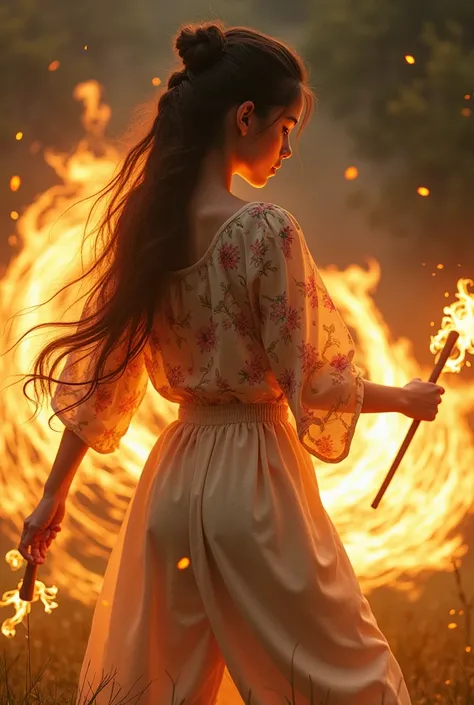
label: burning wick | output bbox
[372,330,459,508]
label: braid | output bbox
[167,70,189,90]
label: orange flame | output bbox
[0,551,58,637]
[1,82,474,636]
[430,279,474,372]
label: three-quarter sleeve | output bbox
[51,312,149,454]
[247,205,364,463]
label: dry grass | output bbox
[1,561,474,704]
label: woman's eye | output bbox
[282,126,290,136]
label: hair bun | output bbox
[176,24,227,73]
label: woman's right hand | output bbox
[400,378,445,421]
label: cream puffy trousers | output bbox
[76,402,411,705]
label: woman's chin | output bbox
[249,173,273,188]
[237,168,274,189]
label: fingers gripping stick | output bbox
[371,330,459,509]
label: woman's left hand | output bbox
[18,494,66,566]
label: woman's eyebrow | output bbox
[285,115,299,125]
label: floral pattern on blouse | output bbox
[51,201,364,461]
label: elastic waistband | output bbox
[177,402,289,425]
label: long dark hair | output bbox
[6,20,315,429]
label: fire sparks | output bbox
[9,175,21,192]
[1,82,474,637]
[430,279,474,372]
[344,166,358,180]
[417,186,430,197]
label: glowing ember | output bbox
[10,176,21,192]
[10,176,21,191]
[417,186,430,197]
[430,279,474,372]
[177,556,191,570]
[1,83,474,635]
[405,55,416,64]
[344,166,358,180]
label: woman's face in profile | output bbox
[233,87,305,188]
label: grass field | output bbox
[1,565,473,705]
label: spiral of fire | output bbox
[1,82,473,613]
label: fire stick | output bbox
[371,329,459,509]
[19,561,37,602]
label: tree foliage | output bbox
[305,0,474,255]
[0,0,251,259]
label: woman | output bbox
[17,21,444,705]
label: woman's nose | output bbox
[281,146,292,159]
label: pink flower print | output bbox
[315,434,334,457]
[233,311,252,337]
[279,225,294,259]
[269,292,288,323]
[250,236,276,276]
[196,318,219,354]
[167,365,185,387]
[278,368,296,398]
[239,354,266,386]
[286,306,301,331]
[305,273,319,309]
[297,341,321,374]
[94,385,113,414]
[330,353,349,372]
[101,428,121,448]
[280,306,301,343]
[322,292,336,312]
[250,237,266,263]
[117,388,144,416]
[248,203,272,228]
[248,203,269,217]
[215,369,233,393]
[218,242,240,270]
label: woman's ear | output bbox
[236,101,255,136]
